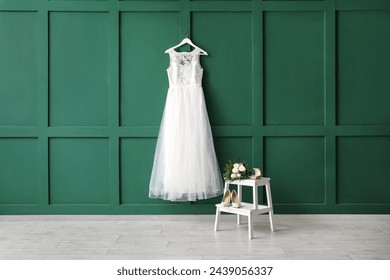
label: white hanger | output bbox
[165,37,208,56]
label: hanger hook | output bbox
[182,30,189,40]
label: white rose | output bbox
[239,165,246,172]
[233,163,240,169]
[232,168,239,173]
[231,173,237,179]
[237,173,241,178]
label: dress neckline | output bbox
[171,48,198,55]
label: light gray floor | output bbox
[0,214,389,260]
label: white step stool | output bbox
[214,178,275,239]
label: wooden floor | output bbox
[0,214,389,260]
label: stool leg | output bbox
[237,184,242,225]
[265,183,275,232]
[214,207,221,231]
[248,214,253,239]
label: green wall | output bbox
[0,0,390,214]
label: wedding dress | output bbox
[149,47,223,201]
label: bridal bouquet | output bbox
[223,160,251,181]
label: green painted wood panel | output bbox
[337,137,390,204]
[120,12,180,126]
[0,138,39,204]
[49,12,109,126]
[49,138,109,204]
[0,0,389,214]
[264,11,324,125]
[337,10,390,125]
[209,137,253,204]
[264,137,325,204]
[120,138,174,204]
[192,12,252,126]
[0,12,38,126]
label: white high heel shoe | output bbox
[221,189,231,207]
[231,190,241,208]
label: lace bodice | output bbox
[167,48,203,87]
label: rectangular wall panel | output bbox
[264,137,325,204]
[0,12,37,126]
[49,138,109,204]
[192,12,252,126]
[120,12,180,127]
[337,11,390,125]
[337,137,390,204]
[0,138,39,204]
[120,138,169,204]
[264,12,324,126]
[49,12,109,126]
[208,137,253,204]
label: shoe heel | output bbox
[231,190,241,208]
[221,189,231,207]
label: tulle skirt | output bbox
[149,85,223,201]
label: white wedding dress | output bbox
[149,48,223,201]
